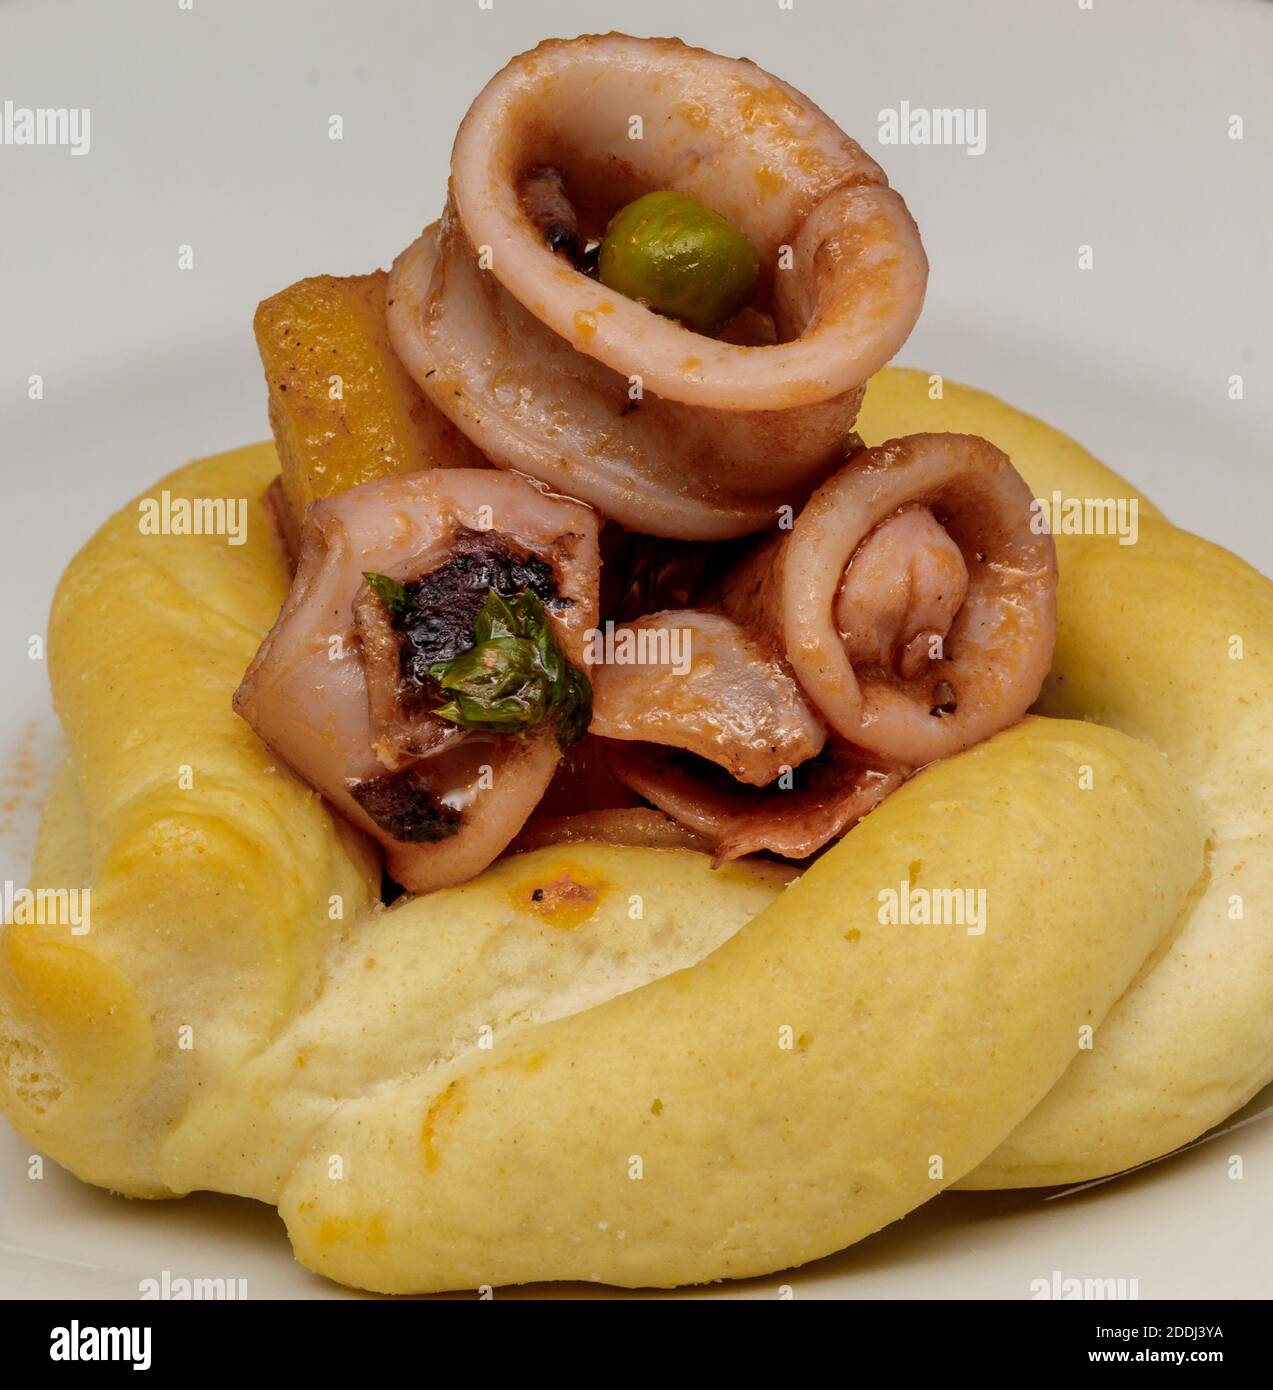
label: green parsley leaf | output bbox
[428,589,591,749]
[362,571,414,620]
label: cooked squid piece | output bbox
[608,740,905,864]
[836,507,969,681]
[387,33,928,539]
[508,733,678,854]
[234,470,599,893]
[512,807,716,857]
[589,609,897,861]
[716,433,1058,765]
[589,610,826,785]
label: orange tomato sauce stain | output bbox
[736,82,803,131]
[754,164,786,197]
[509,1051,547,1073]
[0,720,40,837]
[316,1212,387,1247]
[420,1078,466,1170]
[511,863,607,929]
[673,99,710,130]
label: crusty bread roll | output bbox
[2,369,1268,1292]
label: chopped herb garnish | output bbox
[428,589,591,749]
[362,571,414,620]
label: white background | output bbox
[1,0,1271,1298]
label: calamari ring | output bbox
[233,468,600,893]
[387,34,927,538]
[718,434,1058,765]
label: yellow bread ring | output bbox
[277,723,1198,1290]
[0,370,1265,1293]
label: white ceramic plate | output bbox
[2,0,1271,1299]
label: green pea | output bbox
[598,191,759,337]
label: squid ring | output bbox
[387,34,928,538]
[233,469,600,894]
[718,434,1058,765]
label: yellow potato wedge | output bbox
[254,271,485,542]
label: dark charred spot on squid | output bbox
[350,768,462,843]
[393,529,566,688]
[545,221,581,260]
[930,679,958,717]
[522,164,586,270]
